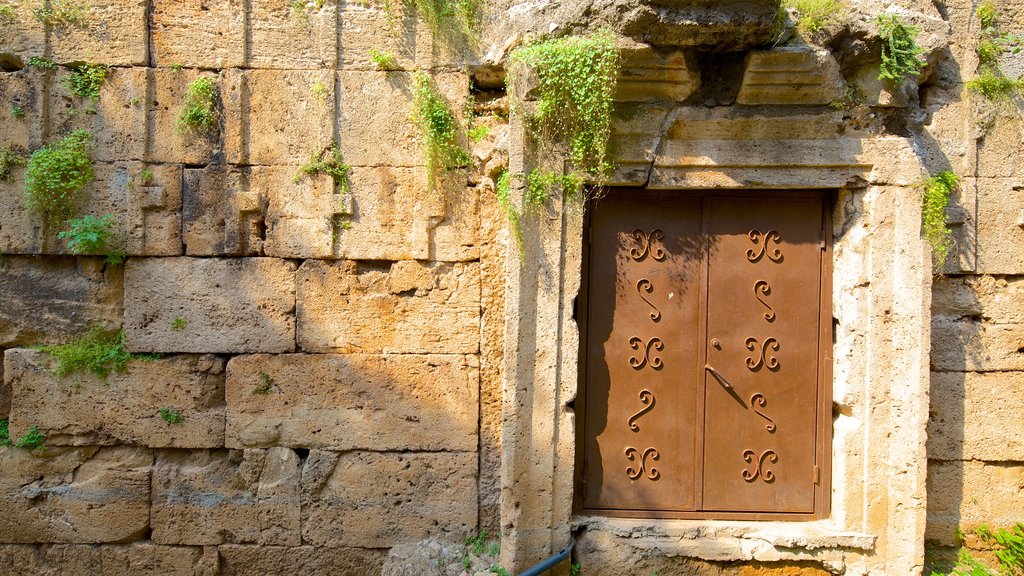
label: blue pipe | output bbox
[518,540,575,576]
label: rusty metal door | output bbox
[579,191,829,518]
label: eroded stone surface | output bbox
[249,0,338,69]
[0,256,123,348]
[48,66,148,162]
[244,69,336,165]
[0,68,45,152]
[736,48,844,106]
[928,370,1024,461]
[151,448,300,546]
[6,349,225,448]
[260,166,344,259]
[930,317,1024,372]
[124,257,297,353]
[297,259,480,354]
[47,0,148,66]
[225,353,478,450]
[218,544,386,576]
[301,450,477,547]
[926,460,1024,546]
[0,446,151,543]
[0,2,45,64]
[146,69,233,165]
[152,0,246,68]
[182,165,264,257]
[976,178,1024,274]
[0,543,211,575]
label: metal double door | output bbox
[580,191,829,517]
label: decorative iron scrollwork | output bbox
[629,336,664,370]
[636,279,661,322]
[753,280,776,322]
[625,447,661,480]
[746,229,783,263]
[741,449,778,483]
[750,393,777,433]
[627,390,656,432]
[629,229,667,262]
[745,337,780,371]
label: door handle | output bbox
[704,364,734,391]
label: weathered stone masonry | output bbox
[0,0,1022,574]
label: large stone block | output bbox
[124,257,297,353]
[48,66,148,162]
[0,256,123,348]
[977,115,1023,178]
[249,0,338,69]
[225,353,479,450]
[151,0,246,68]
[926,460,1024,546]
[151,448,301,546]
[0,68,45,151]
[218,545,386,576]
[296,260,480,354]
[47,0,148,66]
[0,161,179,256]
[0,543,210,575]
[243,69,336,165]
[931,317,1024,372]
[301,450,477,547]
[736,48,844,106]
[338,1,421,70]
[976,178,1024,274]
[616,47,700,102]
[145,69,237,165]
[0,446,151,543]
[261,166,345,259]
[183,165,263,256]
[6,349,225,448]
[932,275,1024,324]
[338,71,469,167]
[928,370,1024,461]
[0,2,45,65]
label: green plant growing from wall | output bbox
[495,170,523,257]
[169,62,184,72]
[158,408,184,424]
[0,3,15,23]
[369,49,400,71]
[57,214,125,264]
[65,62,108,100]
[467,123,489,143]
[877,14,925,81]
[32,0,88,27]
[170,317,187,330]
[967,3,1024,101]
[412,71,470,193]
[929,524,1024,575]
[38,326,157,379]
[921,170,958,267]
[11,104,25,118]
[829,83,864,110]
[137,169,154,186]
[401,0,480,47]
[295,143,351,193]
[0,145,25,181]
[782,0,843,35]
[178,77,219,137]
[0,421,46,453]
[23,129,94,225]
[28,56,57,69]
[289,0,326,24]
[253,373,274,395]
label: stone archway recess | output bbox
[499,46,933,575]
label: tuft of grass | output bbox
[404,0,480,47]
[0,3,15,23]
[24,129,94,225]
[170,317,187,330]
[294,143,351,194]
[10,104,25,118]
[495,170,523,257]
[921,170,958,267]
[525,169,583,205]
[412,71,470,193]
[970,3,1024,102]
[177,77,219,137]
[252,373,274,395]
[1,421,46,452]
[966,70,1024,100]
[169,62,184,72]
[137,169,154,186]
[829,83,865,110]
[467,123,489,143]
[783,0,843,34]
[65,63,108,100]
[57,213,125,265]
[0,144,26,181]
[289,0,326,24]
[28,56,58,69]
[32,0,88,27]
[158,408,184,424]
[37,326,156,379]
[466,530,491,555]
[369,49,400,71]
[877,14,925,81]
[977,1,997,29]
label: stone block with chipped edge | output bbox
[218,545,386,576]
[338,71,469,167]
[146,69,236,165]
[124,257,297,354]
[0,68,44,151]
[225,353,479,451]
[977,115,1024,178]
[0,161,172,256]
[939,175,977,275]
[335,166,478,261]
[47,0,148,66]
[0,446,151,543]
[6,349,225,448]
[243,69,336,165]
[0,256,123,348]
[249,0,338,69]
[183,165,264,257]
[301,450,477,547]
[615,48,700,102]
[930,317,1024,372]
[296,259,480,354]
[926,459,1024,546]
[736,47,844,106]
[260,166,342,259]
[933,275,1024,325]
[0,2,44,64]
[977,178,1024,274]
[0,543,210,575]
[151,0,246,69]
[151,448,300,546]
[48,66,148,162]
[928,370,1024,461]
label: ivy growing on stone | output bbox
[178,77,219,137]
[65,63,109,100]
[921,170,958,267]
[23,129,94,225]
[412,71,470,193]
[877,14,925,81]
